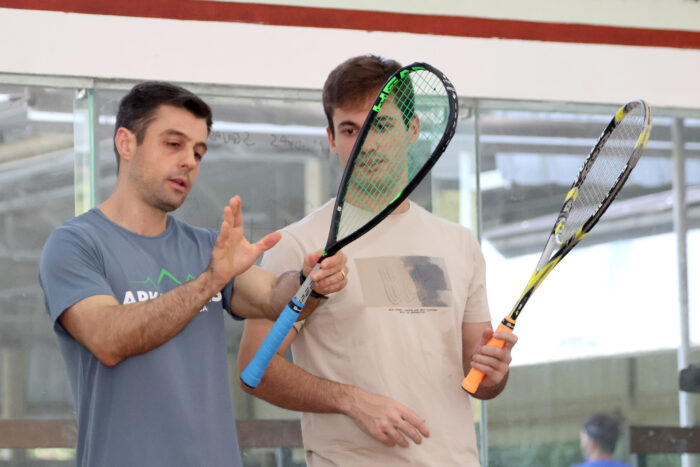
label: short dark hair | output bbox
[113,81,213,169]
[322,54,403,137]
[583,413,621,454]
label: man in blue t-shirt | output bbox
[573,413,632,467]
[38,81,347,467]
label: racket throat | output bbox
[536,236,559,271]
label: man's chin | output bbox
[154,197,184,213]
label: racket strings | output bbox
[337,70,450,241]
[560,106,647,244]
[340,82,423,229]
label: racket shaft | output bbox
[240,299,304,388]
[462,321,514,393]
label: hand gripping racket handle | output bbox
[240,298,303,388]
[462,321,514,394]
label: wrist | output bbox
[473,371,508,400]
[200,268,227,296]
[336,384,358,416]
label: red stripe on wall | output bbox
[2,0,700,50]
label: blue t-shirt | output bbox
[39,209,241,467]
[573,460,632,467]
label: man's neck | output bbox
[99,191,169,237]
[392,199,410,214]
[344,191,410,215]
[587,448,615,461]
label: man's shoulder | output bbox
[48,209,103,242]
[282,199,334,235]
[39,211,106,282]
[408,202,476,239]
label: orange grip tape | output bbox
[461,322,513,394]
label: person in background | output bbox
[574,413,632,467]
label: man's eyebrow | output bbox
[162,129,188,138]
[337,120,361,128]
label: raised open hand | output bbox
[208,196,280,290]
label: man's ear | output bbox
[326,127,337,155]
[114,127,137,163]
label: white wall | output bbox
[1,7,699,108]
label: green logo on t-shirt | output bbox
[130,268,197,291]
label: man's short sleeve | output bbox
[38,225,115,324]
[463,229,491,323]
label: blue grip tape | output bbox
[240,299,303,388]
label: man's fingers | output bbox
[493,331,518,349]
[216,220,230,247]
[313,252,347,280]
[471,354,509,372]
[470,353,509,384]
[401,411,430,438]
[397,420,423,445]
[305,251,324,269]
[480,327,494,345]
[312,269,348,295]
[254,231,281,252]
[230,196,242,229]
[473,345,512,364]
[307,251,348,295]
[469,361,496,380]
[385,427,409,448]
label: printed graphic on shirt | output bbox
[125,268,221,312]
[356,256,452,312]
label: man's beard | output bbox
[131,169,185,213]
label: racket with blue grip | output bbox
[241,62,459,388]
[240,263,319,387]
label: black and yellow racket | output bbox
[241,62,459,388]
[463,100,652,394]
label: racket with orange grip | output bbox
[462,100,652,394]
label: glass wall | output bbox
[0,74,697,467]
[0,80,78,465]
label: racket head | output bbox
[541,99,652,268]
[324,63,458,255]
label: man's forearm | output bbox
[90,271,221,365]
[242,353,355,414]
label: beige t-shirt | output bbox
[260,200,491,467]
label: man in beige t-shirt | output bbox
[238,55,518,466]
